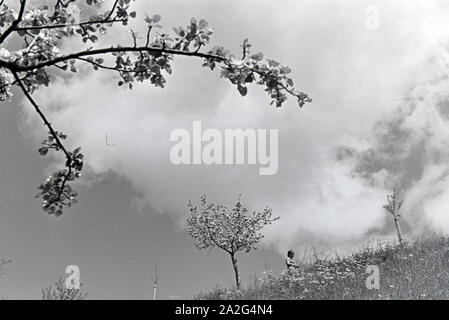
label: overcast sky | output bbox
[2,0,449,299]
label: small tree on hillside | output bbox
[383,189,404,246]
[186,196,279,289]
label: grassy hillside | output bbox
[196,235,449,300]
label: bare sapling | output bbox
[383,189,405,246]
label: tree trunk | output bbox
[394,216,404,245]
[230,253,241,289]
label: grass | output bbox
[195,235,449,300]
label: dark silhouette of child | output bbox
[286,250,299,270]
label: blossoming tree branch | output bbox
[0,0,311,216]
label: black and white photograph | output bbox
[1,0,449,311]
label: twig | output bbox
[105,0,119,21]
[11,70,73,202]
[0,46,226,72]
[15,18,126,32]
[0,0,27,45]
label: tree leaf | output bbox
[38,147,48,156]
[237,86,248,96]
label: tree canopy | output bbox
[186,196,279,288]
[0,0,311,215]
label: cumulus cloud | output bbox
[356,45,449,236]
[18,0,449,252]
